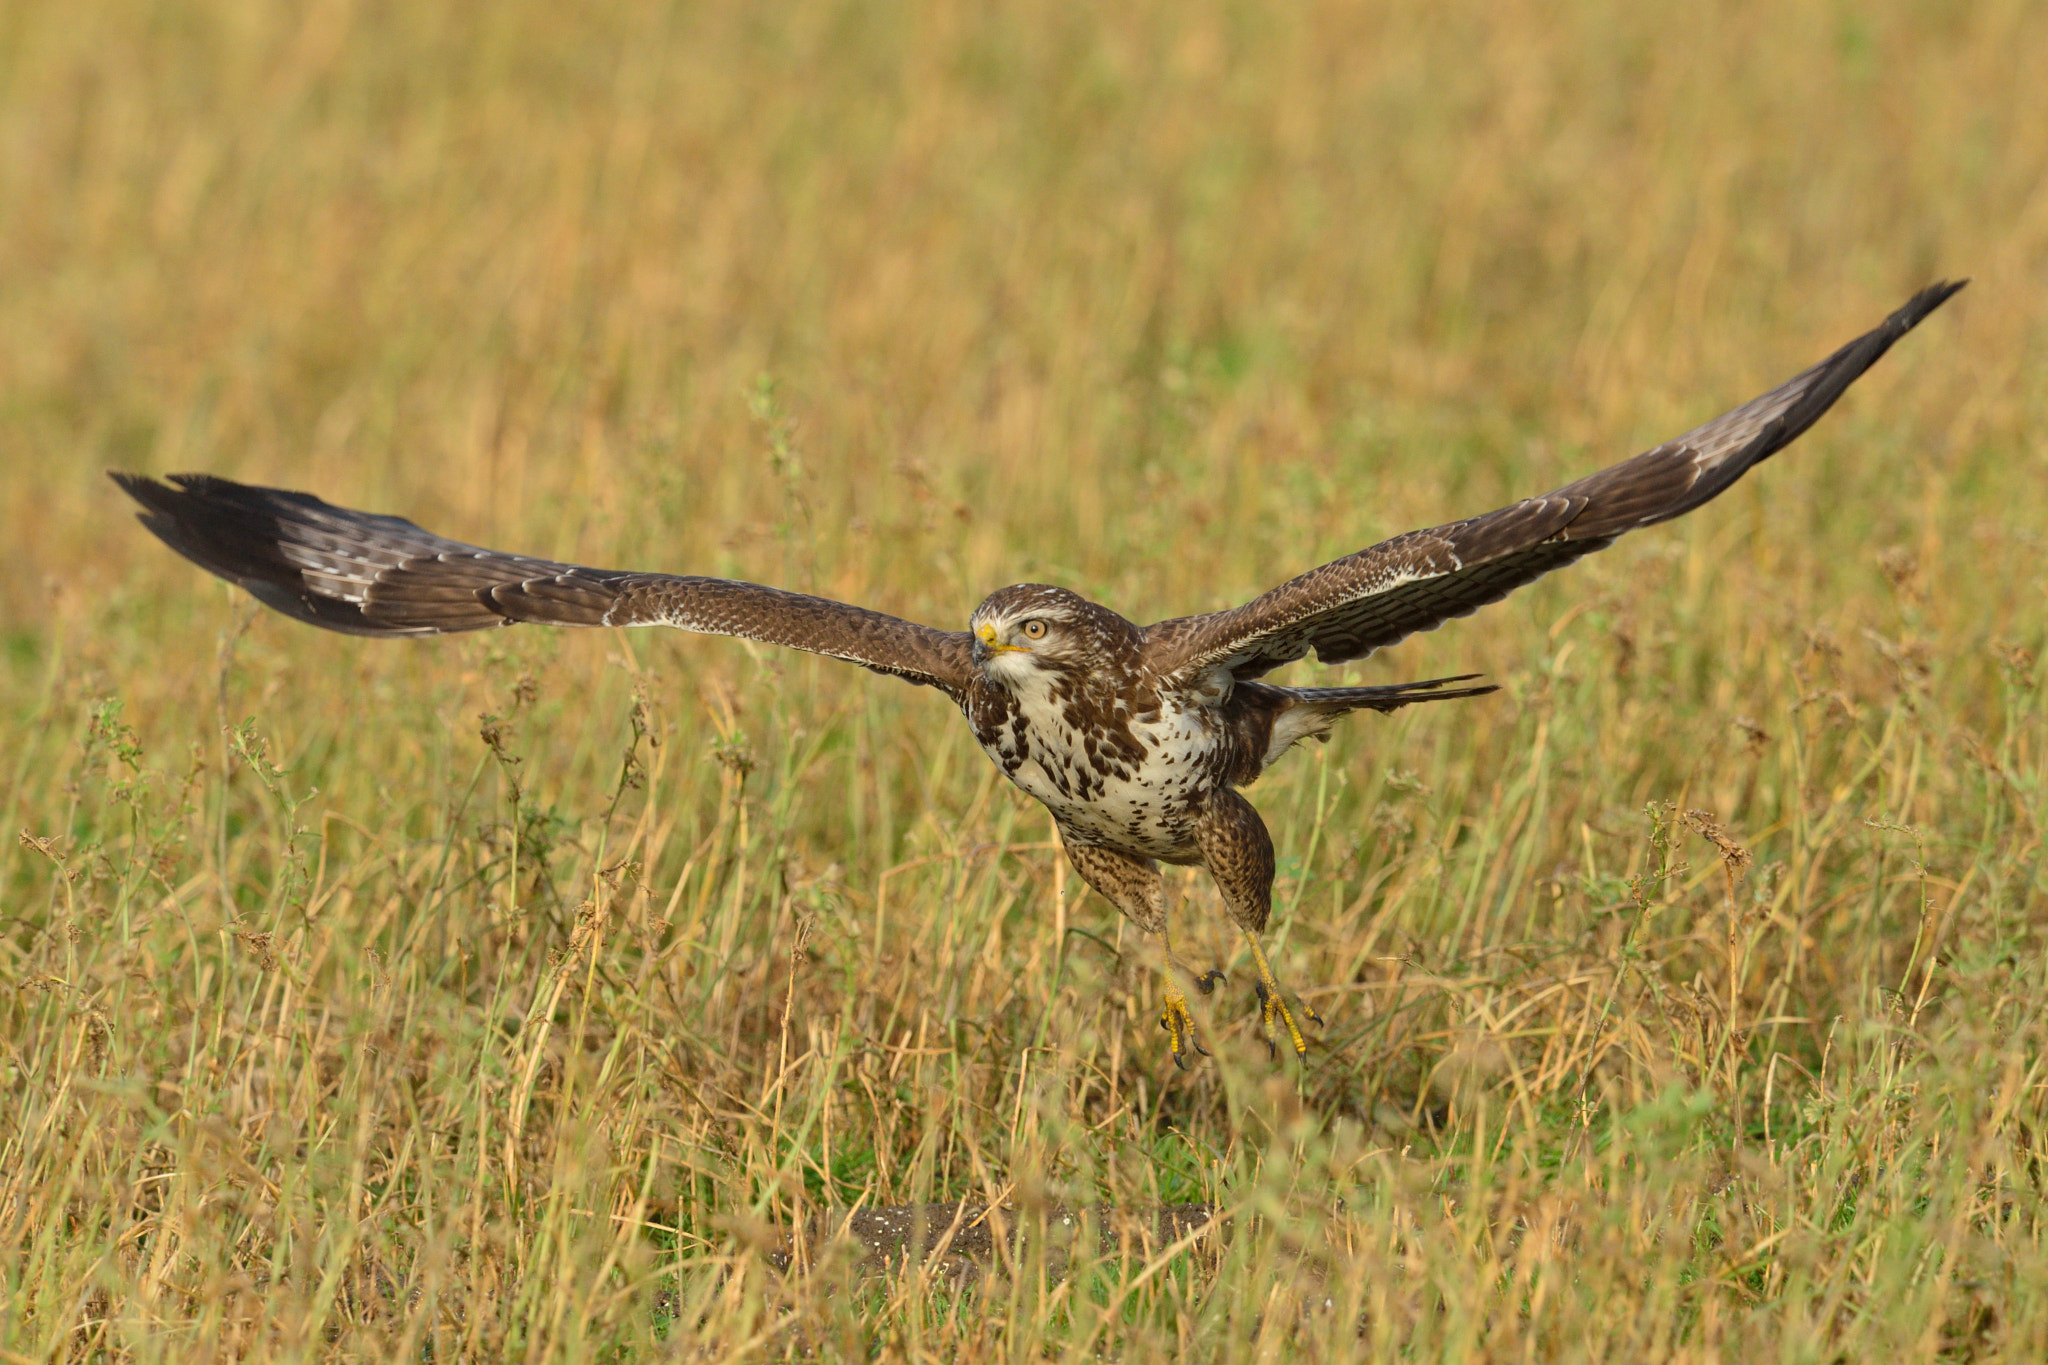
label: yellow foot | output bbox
[1244,931,1324,1062]
[1159,968,1227,1070]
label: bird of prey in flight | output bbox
[115,280,1963,1066]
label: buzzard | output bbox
[114,281,1963,1066]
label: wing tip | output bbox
[1890,278,1968,336]
[109,468,169,512]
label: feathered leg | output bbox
[1061,839,1225,1069]
[1195,789,1324,1061]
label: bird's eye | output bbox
[1021,619,1048,640]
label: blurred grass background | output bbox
[3,0,2046,1359]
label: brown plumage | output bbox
[113,281,1964,1065]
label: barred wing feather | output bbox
[112,473,976,696]
[1144,281,1965,685]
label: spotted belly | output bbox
[975,709,1219,862]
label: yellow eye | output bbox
[1021,619,1048,640]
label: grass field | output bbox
[5,0,2047,1358]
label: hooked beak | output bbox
[975,623,1026,659]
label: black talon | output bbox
[1163,994,1208,1069]
[1195,969,1226,995]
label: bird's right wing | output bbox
[112,473,977,697]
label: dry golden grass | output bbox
[4,0,2047,1359]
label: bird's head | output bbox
[968,584,1129,683]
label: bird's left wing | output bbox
[1144,280,1965,686]
[112,473,977,696]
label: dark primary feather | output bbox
[110,473,976,695]
[1144,281,1966,685]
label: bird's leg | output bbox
[1157,919,1226,1070]
[1241,928,1323,1062]
[1195,788,1325,1063]
[1059,838,1223,1069]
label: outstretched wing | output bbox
[112,473,977,696]
[1144,281,1965,685]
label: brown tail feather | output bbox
[1284,673,1499,714]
